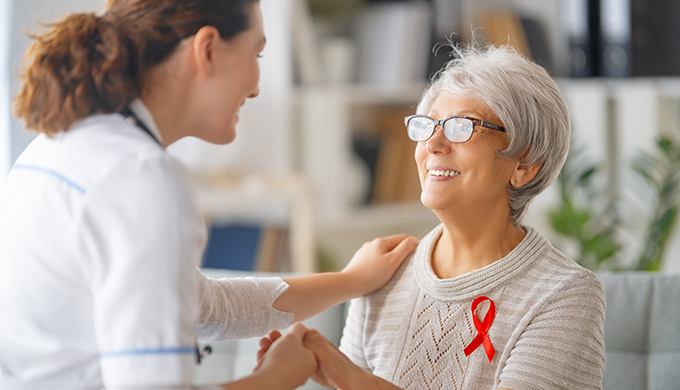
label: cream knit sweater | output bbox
[339,224,606,390]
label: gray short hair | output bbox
[417,43,570,224]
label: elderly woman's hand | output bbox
[302,329,402,390]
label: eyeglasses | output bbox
[404,114,506,143]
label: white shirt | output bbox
[0,102,293,389]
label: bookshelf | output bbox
[294,83,440,268]
[194,172,316,273]
[7,0,680,273]
[293,76,680,272]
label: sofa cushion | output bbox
[599,272,680,390]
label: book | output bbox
[352,134,382,204]
[290,0,323,84]
[599,0,680,77]
[600,0,631,77]
[480,11,554,75]
[398,141,422,202]
[370,106,422,204]
[480,10,532,59]
[562,0,601,77]
[427,0,463,78]
[202,223,262,271]
[254,226,291,272]
[371,128,407,203]
[629,0,680,76]
[202,223,290,271]
[520,17,554,75]
[355,2,432,86]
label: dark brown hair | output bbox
[14,0,258,135]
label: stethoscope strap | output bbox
[196,345,212,364]
[120,107,162,146]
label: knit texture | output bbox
[340,224,606,390]
[196,270,294,342]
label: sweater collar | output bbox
[413,224,548,301]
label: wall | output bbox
[167,0,294,174]
[0,0,12,183]
[1,0,104,185]
[2,0,294,181]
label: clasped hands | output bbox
[254,323,370,390]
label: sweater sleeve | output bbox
[195,270,294,343]
[498,272,606,390]
[339,297,371,372]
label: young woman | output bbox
[0,1,417,389]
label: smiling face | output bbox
[196,2,265,144]
[415,94,520,216]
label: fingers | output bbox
[388,235,419,258]
[258,338,269,349]
[341,234,420,296]
[286,322,308,340]
[258,323,308,362]
[259,330,281,349]
[302,328,320,345]
[256,325,310,361]
[302,329,359,389]
[372,234,419,253]
[303,328,323,343]
[254,324,319,389]
[255,329,283,370]
[270,329,282,341]
[257,325,305,360]
[303,329,334,355]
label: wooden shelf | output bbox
[294,82,427,106]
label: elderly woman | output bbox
[261,43,606,390]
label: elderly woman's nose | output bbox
[426,126,451,154]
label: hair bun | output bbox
[14,12,142,134]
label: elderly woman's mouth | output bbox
[428,169,460,177]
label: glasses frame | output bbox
[404,114,506,143]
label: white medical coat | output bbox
[0,101,293,389]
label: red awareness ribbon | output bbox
[463,296,496,362]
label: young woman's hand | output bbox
[274,234,418,322]
[251,323,317,389]
[255,329,282,369]
[340,234,418,296]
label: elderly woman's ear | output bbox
[510,161,543,188]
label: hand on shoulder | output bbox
[341,234,419,297]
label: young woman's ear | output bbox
[191,26,221,77]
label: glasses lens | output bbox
[407,117,434,141]
[443,117,474,143]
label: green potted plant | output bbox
[548,136,680,272]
